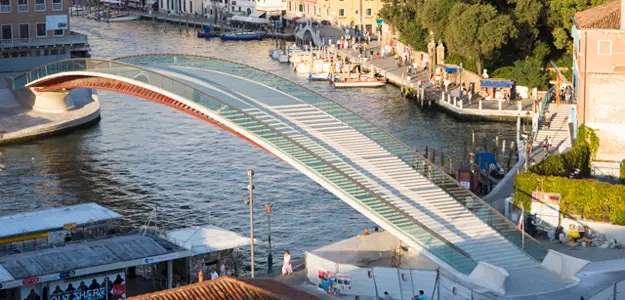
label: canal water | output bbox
[0,18,517,272]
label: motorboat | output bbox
[269,49,282,60]
[198,25,219,38]
[308,73,330,81]
[221,32,262,41]
[278,54,290,63]
[332,76,386,88]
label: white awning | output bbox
[283,11,304,21]
[249,11,265,18]
[230,15,270,24]
[164,225,257,256]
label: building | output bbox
[571,0,625,166]
[0,0,89,73]
[0,203,251,300]
[284,0,381,32]
[129,277,321,300]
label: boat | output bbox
[278,54,290,63]
[220,32,262,41]
[93,11,140,22]
[269,49,282,60]
[332,76,386,88]
[308,73,330,81]
[197,25,219,38]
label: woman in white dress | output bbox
[282,251,293,276]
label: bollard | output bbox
[479,99,483,110]
[441,92,445,102]
[459,98,463,109]
[498,100,502,111]
[453,97,457,107]
[517,100,522,112]
[502,140,507,155]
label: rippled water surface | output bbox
[0,18,516,271]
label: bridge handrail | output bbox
[13,57,476,273]
[111,54,548,263]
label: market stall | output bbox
[479,79,516,101]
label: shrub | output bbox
[620,159,625,183]
[514,173,625,224]
[529,125,596,177]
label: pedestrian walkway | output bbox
[529,103,575,163]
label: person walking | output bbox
[282,250,293,276]
[545,109,552,129]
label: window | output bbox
[36,23,45,37]
[598,40,612,56]
[182,0,185,11]
[354,9,358,14]
[338,8,344,16]
[1,25,11,40]
[50,48,58,55]
[0,0,10,13]
[189,1,192,13]
[160,0,163,9]
[35,0,44,11]
[366,8,371,16]
[52,0,62,10]
[18,0,27,12]
[298,3,302,11]
[53,29,63,36]
[18,24,28,39]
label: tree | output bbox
[444,3,517,73]
[512,0,545,57]
[548,0,612,49]
[420,0,458,40]
[510,58,550,90]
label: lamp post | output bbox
[246,169,255,278]
[265,203,273,273]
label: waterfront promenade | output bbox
[329,43,535,121]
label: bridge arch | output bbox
[13,55,553,294]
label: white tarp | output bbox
[283,11,303,21]
[46,15,68,30]
[372,267,402,299]
[411,270,437,298]
[336,264,376,297]
[398,269,414,299]
[230,15,269,24]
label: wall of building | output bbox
[181,0,203,14]
[327,0,381,28]
[0,0,70,39]
[0,48,70,72]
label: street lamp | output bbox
[265,203,273,273]
[246,169,255,278]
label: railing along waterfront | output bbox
[115,54,549,263]
[13,58,478,274]
[119,54,547,262]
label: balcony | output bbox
[52,2,61,10]
[17,4,28,11]
[35,3,44,10]
[0,32,88,49]
[0,5,10,12]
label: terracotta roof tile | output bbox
[574,0,621,29]
[128,277,284,300]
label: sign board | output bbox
[46,15,68,31]
[532,191,561,205]
[316,269,337,295]
[336,274,351,291]
[47,270,126,300]
[376,19,383,26]
[143,252,180,264]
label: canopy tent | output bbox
[230,15,270,24]
[283,11,303,21]
[248,11,266,18]
[480,79,514,89]
[436,63,462,73]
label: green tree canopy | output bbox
[444,3,517,73]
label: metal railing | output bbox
[0,33,88,48]
[0,5,10,12]
[17,4,28,11]
[13,58,478,274]
[588,278,625,300]
[114,54,549,263]
[35,3,45,11]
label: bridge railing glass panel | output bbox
[15,57,479,274]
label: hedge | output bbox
[514,173,625,225]
[620,159,625,183]
[529,125,598,177]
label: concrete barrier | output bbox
[541,249,590,282]
[469,262,509,296]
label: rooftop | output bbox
[128,277,319,300]
[574,0,621,29]
[164,225,252,256]
[0,235,174,282]
[0,203,121,240]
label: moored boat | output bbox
[197,25,219,38]
[332,76,386,88]
[308,73,330,81]
[221,32,262,41]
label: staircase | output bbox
[533,103,575,153]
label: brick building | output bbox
[572,0,625,166]
[0,0,89,72]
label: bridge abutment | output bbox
[30,89,76,113]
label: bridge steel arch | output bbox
[13,56,557,295]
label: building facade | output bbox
[284,0,381,32]
[571,0,625,164]
[0,0,88,72]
